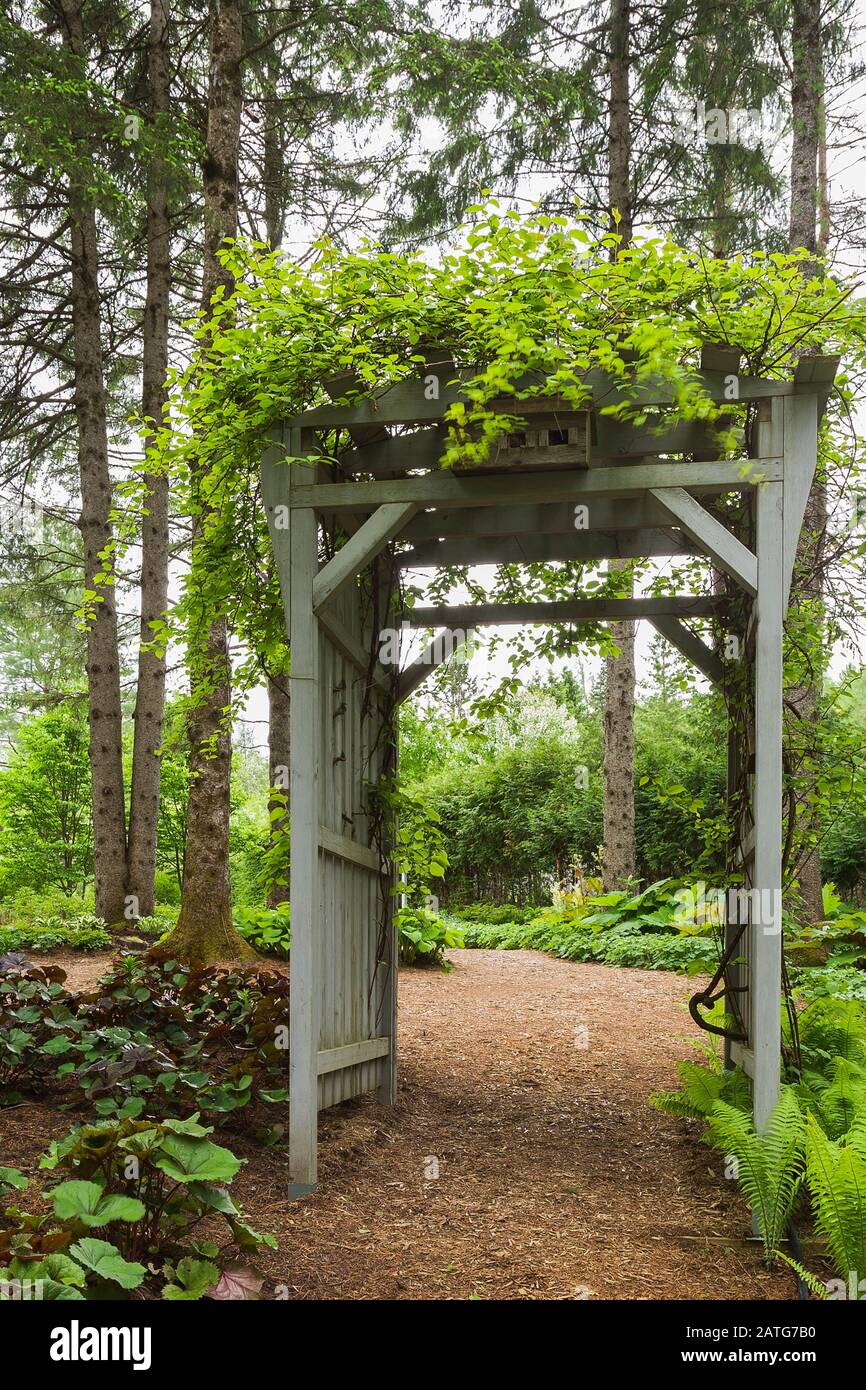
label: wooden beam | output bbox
[781,394,819,609]
[341,427,446,477]
[289,459,782,514]
[312,502,417,612]
[649,486,758,595]
[317,1037,390,1077]
[592,415,723,458]
[289,367,813,431]
[318,824,379,874]
[405,596,723,628]
[342,420,734,476]
[403,494,736,542]
[397,630,471,703]
[397,528,695,570]
[647,615,725,686]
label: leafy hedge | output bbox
[453,876,721,974]
[459,917,716,972]
[452,902,542,926]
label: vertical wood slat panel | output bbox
[315,569,390,1112]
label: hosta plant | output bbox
[397,905,464,966]
[234,903,291,959]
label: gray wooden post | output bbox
[751,398,785,1135]
[288,438,321,1190]
[376,567,398,1106]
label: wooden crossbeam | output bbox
[291,367,814,431]
[397,630,468,704]
[397,528,695,570]
[648,615,725,686]
[289,459,781,513]
[649,486,758,595]
[405,596,723,628]
[402,494,735,542]
[312,502,417,612]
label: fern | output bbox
[804,1110,866,1288]
[707,1089,805,1263]
[795,1058,866,1139]
[774,1249,831,1299]
[795,998,866,1072]
[649,1061,750,1120]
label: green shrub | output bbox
[134,911,177,939]
[460,910,717,974]
[0,917,110,953]
[0,888,95,927]
[452,902,541,925]
[234,903,291,958]
[397,906,464,966]
[154,870,182,906]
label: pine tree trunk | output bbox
[60,0,128,924]
[127,0,171,920]
[788,0,825,924]
[601,0,636,890]
[160,0,252,963]
[262,60,291,911]
[602,611,636,889]
[789,0,821,257]
[607,0,632,244]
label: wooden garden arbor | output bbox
[262,348,838,1191]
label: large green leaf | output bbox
[50,1180,145,1227]
[68,1239,146,1290]
[0,1167,28,1191]
[152,1135,243,1184]
[162,1257,219,1301]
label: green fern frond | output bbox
[708,1090,805,1262]
[804,1113,866,1284]
[774,1250,831,1299]
[649,1089,704,1119]
[819,1058,866,1138]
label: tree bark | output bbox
[262,55,291,910]
[160,0,252,962]
[127,0,171,920]
[59,0,128,924]
[788,0,825,923]
[601,0,636,890]
[789,0,821,257]
[602,615,636,889]
[817,91,829,257]
[607,0,632,245]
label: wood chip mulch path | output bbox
[1,947,795,1300]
